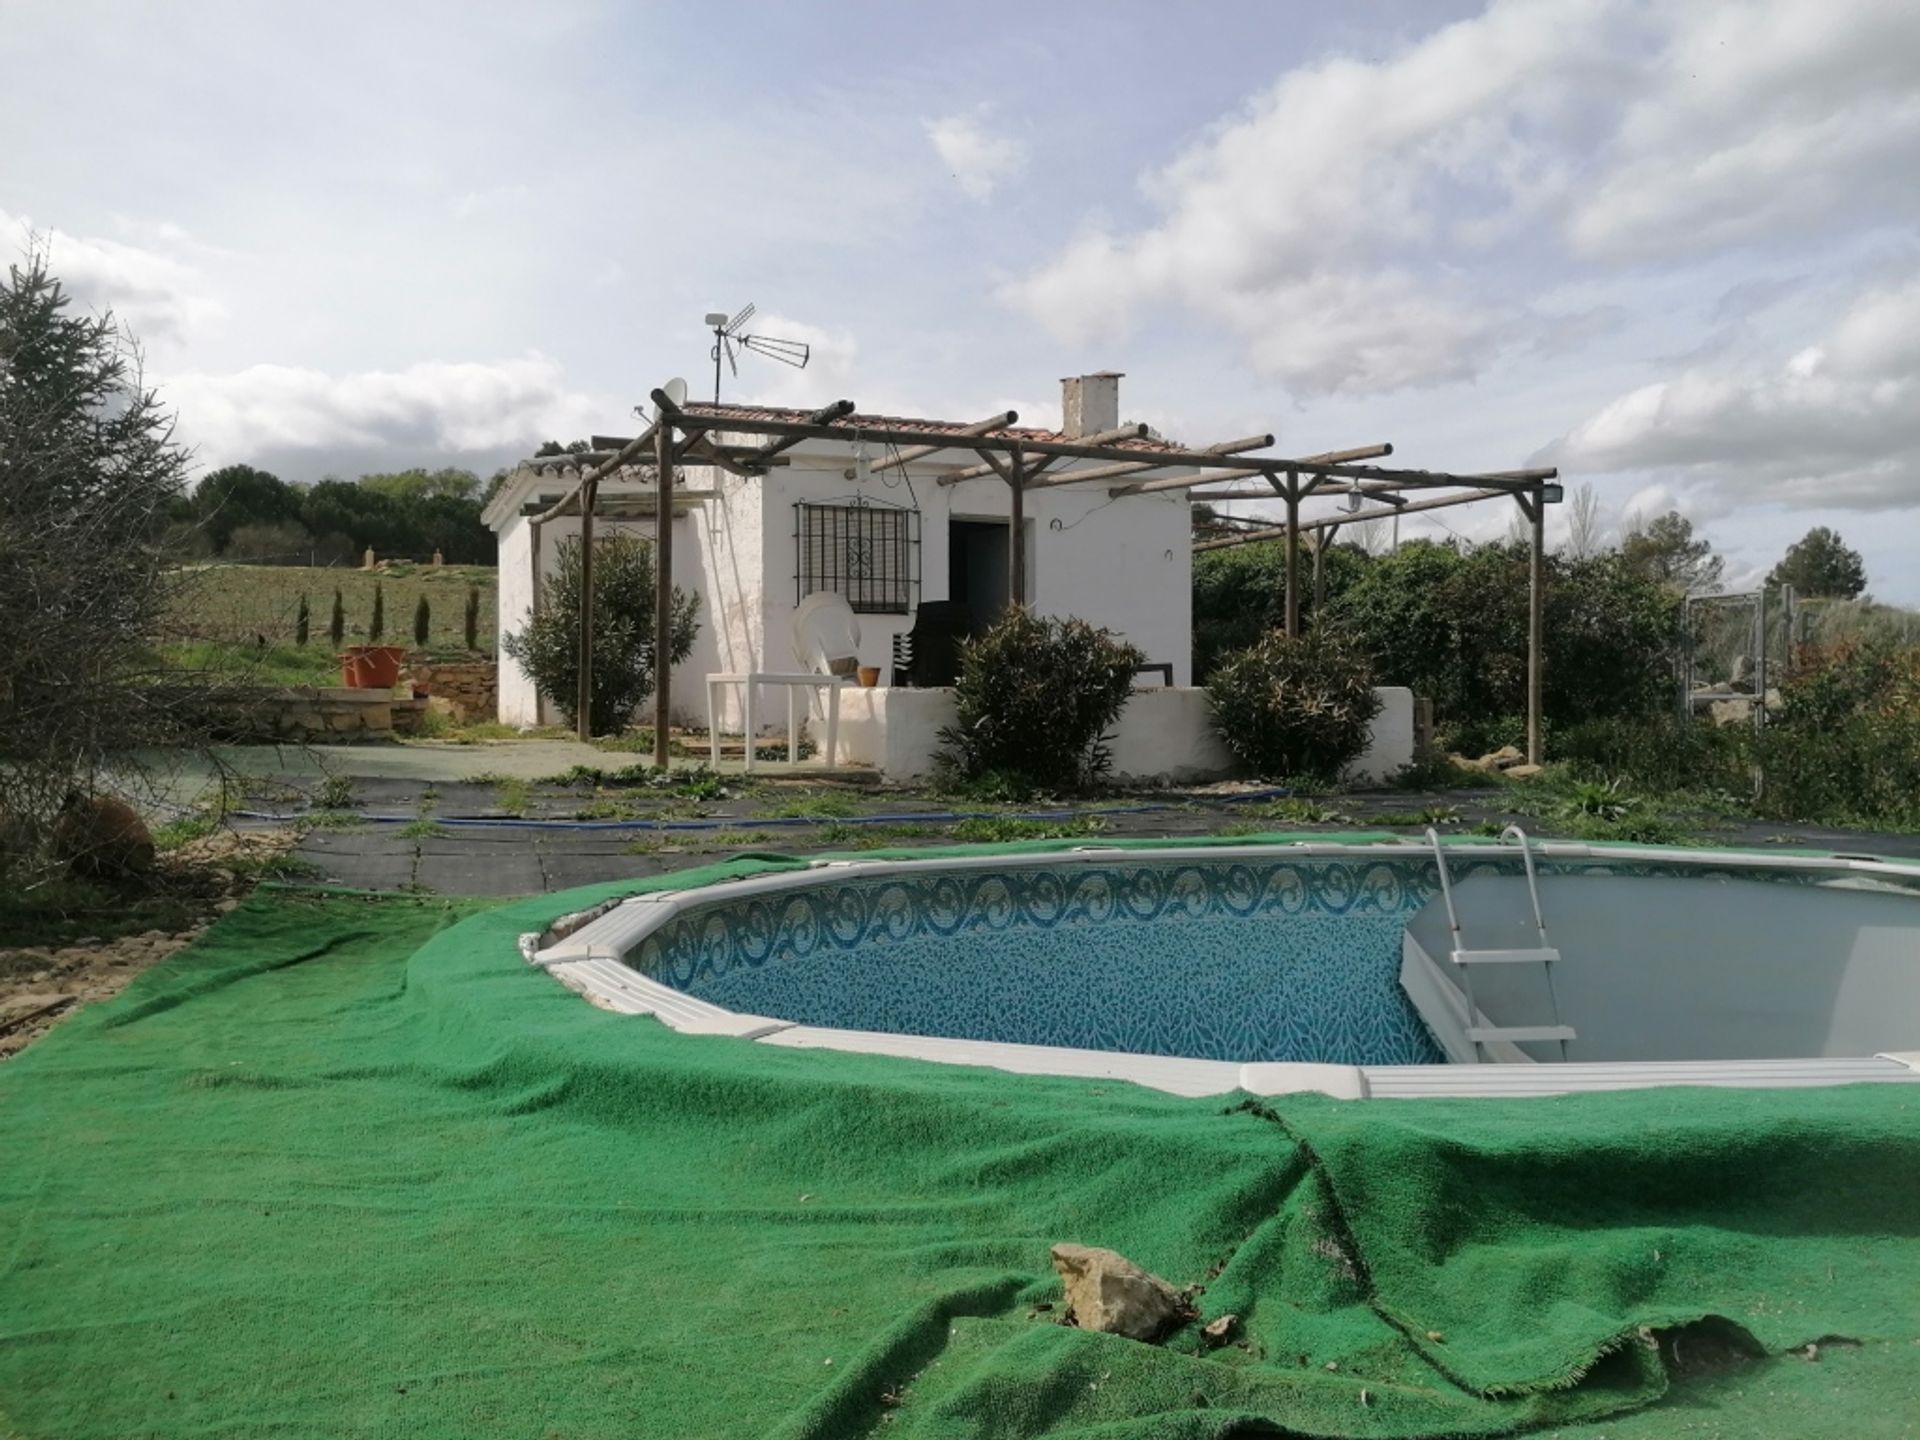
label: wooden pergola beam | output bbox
[935,423,1150,486]
[842,411,1018,479]
[739,399,855,466]
[1116,455,1547,499]
[1104,442,1386,498]
[1022,432,1278,491]
[673,411,1558,500]
[525,419,664,525]
[1192,486,1515,552]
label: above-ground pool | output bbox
[527,839,1920,1099]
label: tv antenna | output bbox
[704,303,810,402]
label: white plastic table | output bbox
[705,672,847,772]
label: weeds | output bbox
[398,819,449,840]
[948,816,1106,844]
[493,778,531,817]
[314,775,355,810]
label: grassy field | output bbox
[166,562,498,654]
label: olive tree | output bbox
[502,535,699,735]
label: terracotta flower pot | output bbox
[339,645,408,689]
[857,666,881,688]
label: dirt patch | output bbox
[0,829,298,1060]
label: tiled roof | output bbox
[678,401,1182,453]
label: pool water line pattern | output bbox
[632,858,1454,1064]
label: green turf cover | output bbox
[2,864,1917,1438]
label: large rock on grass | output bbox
[51,794,154,879]
[1050,1243,1187,1341]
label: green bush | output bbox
[1757,642,1920,826]
[1321,541,1680,730]
[1192,540,1369,682]
[1553,715,1751,798]
[936,608,1143,794]
[1207,628,1382,783]
[502,535,699,736]
[412,594,431,646]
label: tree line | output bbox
[166,463,501,566]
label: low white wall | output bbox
[1352,687,1415,785]
[1105,689,1234,784]
[836,685,1415,786]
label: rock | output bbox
[51,794,154,879]
[1050,1244,1187,1342]
[1483,745,1524,770]
[1504,763,1544,780]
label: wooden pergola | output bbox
[509,384,1559,768]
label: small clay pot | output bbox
[857,665,881,688]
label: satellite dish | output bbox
[662,376,689,409]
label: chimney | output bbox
[1060,371,1122,438]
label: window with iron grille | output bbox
[794,495,919,614]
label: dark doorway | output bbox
[949,519,1010,636]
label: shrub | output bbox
[413,594,431,646]
[1321,540,1680,730]
[502,535,699,736]
[1207,629,1382,783]
[368,582,385,641]
[327,589,345,646]
[1756,641,1920,826]
[294,595,310,647]
[463,583,481,651]
[936,608,1143,794]
[1554,714,1750,798]
[0,249,201,883]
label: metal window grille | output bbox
[794,495,919,614]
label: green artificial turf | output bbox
[1,859,1916,1438]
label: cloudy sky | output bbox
[6,0,1918,598]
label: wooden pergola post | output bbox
[1283,468,1301,637]
[653,422,676,770]
[1008,443,1026,607]
[1313,521,1341,614]
[1524,485,1545,767]
[574,478,597,742]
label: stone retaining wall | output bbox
[404,660,498,723]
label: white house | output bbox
[482,372,1198,734]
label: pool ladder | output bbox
[1426,825,1574,1062]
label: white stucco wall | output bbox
[838,684,1416,786]
[495,515,537,725]
[496,433,1197,732]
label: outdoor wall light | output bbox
[1541,482,1565,504]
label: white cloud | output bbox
[160,353,602,474]
[2,208,224,345]
[1008,0,1920,395]
[1565,0,1920,262]
[924,112,1029,202]
[1004,0,1622,394]
[1547,275,1920,510]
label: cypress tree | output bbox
[413,594,431,646]
[369,582,385,641]
[463,583,480,651]
[328,589,345,646]
[294,594,310,647]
